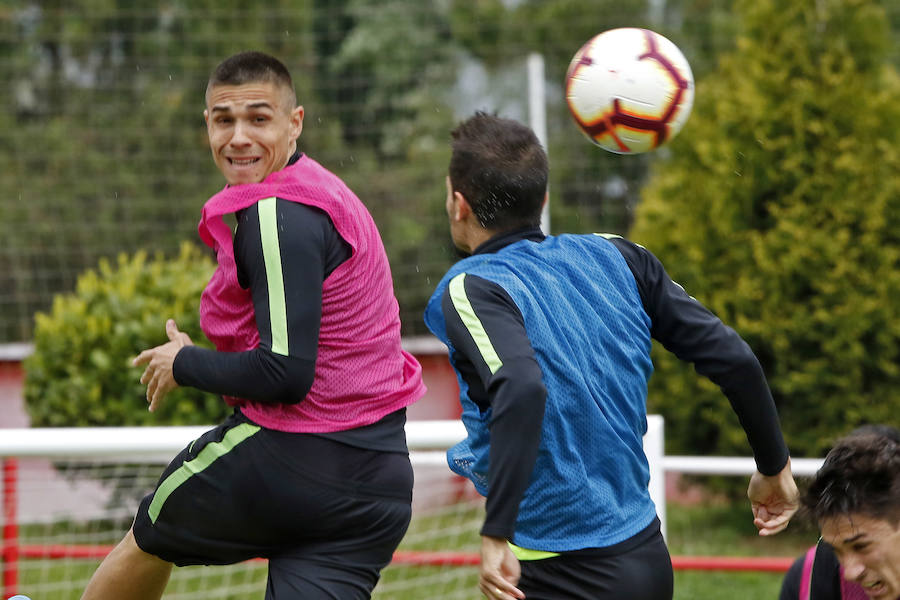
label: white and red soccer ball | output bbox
[566,27,694,154]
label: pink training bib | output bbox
[197,155,425,432]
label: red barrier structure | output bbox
[0,457,795,597]
[672,555,793,572]
[2,542,795,571]
[390,551,796,571]
[2,458,19,598]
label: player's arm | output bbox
[610,237,798,534]
[174,198,350,404]
[608,237,789,475]
[441,273,547,540]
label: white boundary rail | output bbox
[0,416,824,539]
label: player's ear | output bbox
[289,105,304,142]
[453,191,473,221]
[203,108,210,127]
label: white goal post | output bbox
[0,415,825,535]
[0,418,664,599]
[0,417,667,531]
[0,417,824,599]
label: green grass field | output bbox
[10,499,817,599]
[379,495,818,599]
[665,499,814,599]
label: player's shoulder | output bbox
[592,232,644,249]
[277,197,337,231]
[590,232,652,261]
[441,268,493,294]
[588,233,671,282]
[438,268,511,307]
[237,198,337,250]
[240,195,323,215]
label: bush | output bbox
[24,242,230,427]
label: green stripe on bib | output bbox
[449,273,503,374]
[259,196,289,356]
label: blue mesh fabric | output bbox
[426,234,659,551]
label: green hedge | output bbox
[24,243,229,427]
[631,0,900,458]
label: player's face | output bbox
[821,513,900,600]
[204,81,303,185]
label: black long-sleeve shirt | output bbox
[174,197,349,403]
[441,227,790,539]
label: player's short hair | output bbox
[449,111,548,231]
[802,425,900,526]
[207,51,296,108]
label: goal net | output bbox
[1,419,664,599]
[2,455,483,599]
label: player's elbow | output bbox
[270,368,314,404]
[702,338,766,381]
[254,352,315,404]
[522,374,548,405]
[731,345,766,379]
[507,369,548,413]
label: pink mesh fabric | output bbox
[197,155,425,432]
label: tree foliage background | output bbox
[0,0,739,342]
[3,1,900,452]
[632,0,900,456]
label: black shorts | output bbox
[518,518,673,600]
[132,410,413,599]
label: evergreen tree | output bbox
[631,0,900,457]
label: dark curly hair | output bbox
[802,425,900,526]
[449,111,548,231]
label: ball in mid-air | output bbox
[565,27,694,154]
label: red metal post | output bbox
[2,457,19,597]
[390,551,794,572]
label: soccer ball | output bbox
[565,27,694,154]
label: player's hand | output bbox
[747,458,799,536]
[133,319,193,413]
[479,536,525,599]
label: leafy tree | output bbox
[631,0,900,457]
[5,0,896,351]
